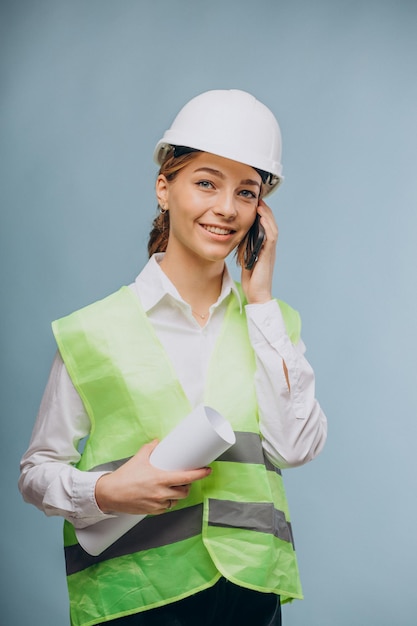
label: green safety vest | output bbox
[52,286,303,626]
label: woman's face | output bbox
[156,152,262,266]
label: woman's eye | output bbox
[197,180,214,189]
[239,189,257,199]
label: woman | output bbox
[19,89,327,626]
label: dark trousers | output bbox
[100,578,282,626]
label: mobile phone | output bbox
[244,214,265,270]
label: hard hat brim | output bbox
[153,141,283,197]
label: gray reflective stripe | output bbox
[91,457,131,472]
[217,431,264,464]
[89,433,281,475]
[263,455,282,476]
[65,498,293,576]
[65,504,203,576]
[219,432,282,475]
[208,499,294,546]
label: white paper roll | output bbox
[76,405,235,555]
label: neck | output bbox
[159,248,225,320]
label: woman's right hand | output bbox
[94,440,212,516]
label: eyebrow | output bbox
[193,167,261,189]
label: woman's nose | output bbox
[213,192,237,219]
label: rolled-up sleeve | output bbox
[245,300,327,468]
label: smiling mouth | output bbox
[202,225,236,235]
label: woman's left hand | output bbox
[241,199,278,304]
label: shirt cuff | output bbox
[245,299,289,347]
[72,470,117,526]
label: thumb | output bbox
[135,439,160,461]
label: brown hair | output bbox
[148,148,196,258]
[147,147,252,266]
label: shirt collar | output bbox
[134,253,243,313]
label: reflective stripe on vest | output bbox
[53,286,303,626]
[89,431,282,473]
[65,500,293,576]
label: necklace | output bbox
[192,309,208,320]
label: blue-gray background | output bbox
[2,1,416,624]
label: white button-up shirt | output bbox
[19,254,327,528]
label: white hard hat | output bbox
[153,89,284,196]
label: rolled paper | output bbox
[76,405,235,555]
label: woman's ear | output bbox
[156,174,169,208]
